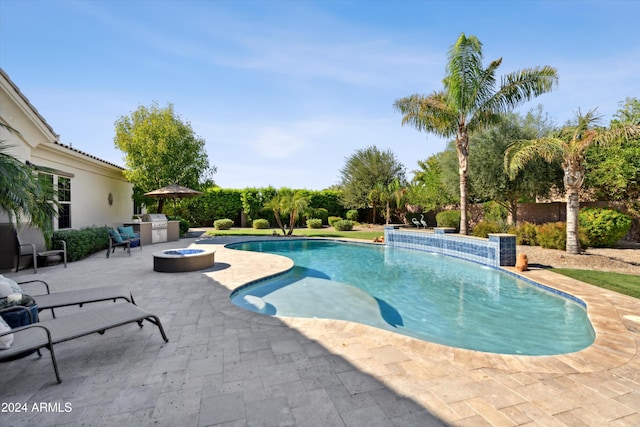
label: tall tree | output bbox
[394,33,557,234]
[505,109,640,254]
[469,108,563,224]
[0,125,59,239]
[114,102,215,213]
[339,146,406,222]
[585,98,640,203]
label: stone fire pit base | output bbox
[153,248,215,273]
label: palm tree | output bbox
[0,125,58,239]
[505,109,640,254]
[265,189,309,235]
[394,33,558,234]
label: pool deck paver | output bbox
[0,234,638,426]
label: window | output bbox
[57,177,71,229]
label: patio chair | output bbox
[107,228,141,258]
[0,302,169,383]
[18,279,135,318]
[15,226,67,273]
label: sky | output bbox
[1,0,639,190]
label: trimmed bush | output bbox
[213,219,234,230]
[52,226,109,262]
[579,208,631,248]
[333,219,354,231]
[306,218,323,229]
[435,210,461,230]
[345,209,359,221]
[328,216,343,227]
[509,222,538,245]
[471,221,502,238]
[536,222,566,250]
[309,208,329,225]
[252,218,270,229]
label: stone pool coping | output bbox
[213,240,638,375]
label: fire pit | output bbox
[153,248,215,273]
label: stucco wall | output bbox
[1,68,134,229]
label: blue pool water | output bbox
[229,240,595,355]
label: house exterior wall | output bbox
[0,68,133,229]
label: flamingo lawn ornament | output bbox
[411,217,421,228]
[420,214,428,229]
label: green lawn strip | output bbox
[551,268,640,299]
[204,228,383,241]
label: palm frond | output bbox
[504,138,564,179]
[487,66,558,114]
[393,92,457,137]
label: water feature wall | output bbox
[384,226,516,267]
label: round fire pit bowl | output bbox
[153,248,215,273]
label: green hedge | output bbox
[252,218,270,229]
[435,210,461,230]
[471,221,503,238]
[328,216,343,227]
[306,218,323,229]
[214,219,234,230]
[508,222,538,245]
[345,209,359,221]
[52,227,110,262]
[578,208,631,247]
[333,220,354,231]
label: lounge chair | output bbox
[18,279,135,318]
[107,228,141,258]
[16,226,67,273]
[0,302,169,383]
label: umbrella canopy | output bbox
[144,184,202,199]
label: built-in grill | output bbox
[142,213,168,244]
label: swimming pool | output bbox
[229,240,595,355]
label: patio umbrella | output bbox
[144,184,202,213]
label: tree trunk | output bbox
[386,201,391,225]
[157,198,165,214]
[565,188,580,254]
[457,129,469,235]
[509,199,518,226]
[564,160,584,255]
[371,204,377,225]
[273,210,286,235]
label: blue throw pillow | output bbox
[118,226,137,239]
[108,229,123,243]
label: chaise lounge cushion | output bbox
[0,275,22,297]
[0,316,12,349]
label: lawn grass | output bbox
[551,268,640,299]
[204,227,384,241]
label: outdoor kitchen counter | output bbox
[123,220,180,245]
[123,221,152,245]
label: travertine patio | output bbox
[1,234,638,426]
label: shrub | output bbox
[471,221,502,238]
[333,219,354,231]
[579,208,632,248]
[309,208,329,225]
[328,216,343,227]
[436,210,461,230]
[536,222,566,250]
[509,222,538,245]
[252,218,270,229]
[345,209,359,221]
[213,219,234,230]
[52,227,109,262]
[306,218,323,229]
[483,201,508,223]
[168,216,190,236]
